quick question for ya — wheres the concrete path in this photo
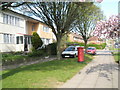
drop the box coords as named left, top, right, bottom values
left=60, top=50, right=119, bottom=88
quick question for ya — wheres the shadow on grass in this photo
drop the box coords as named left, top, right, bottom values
left=2, top=56, right=93, bottom=80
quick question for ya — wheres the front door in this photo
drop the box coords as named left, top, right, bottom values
left=24, top=36, right=28, bottom=51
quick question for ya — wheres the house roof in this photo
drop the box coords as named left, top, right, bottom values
left=2, top=9, right=46, bottom=24
left=16, top=33, right=32, bottom=36
left=88, top=36, right=99, bottom=41
left=69, top=32, right=83, bottom=39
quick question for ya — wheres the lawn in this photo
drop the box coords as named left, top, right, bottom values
left=109, top=47, right=120, bottom=63
left=2, top=54, right=93, bottom=88
left=113, top=52, right=120, bottom=62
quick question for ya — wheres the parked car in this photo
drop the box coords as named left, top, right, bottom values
left=86, top=47, right=96, bottom=55
left=61, top=46, right=80, bottom=58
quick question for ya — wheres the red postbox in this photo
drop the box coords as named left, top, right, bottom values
left=77, top=47, right=84, bottom=62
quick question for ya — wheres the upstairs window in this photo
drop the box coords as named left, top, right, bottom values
left=32, top=25, right=35, bottom=31
left=3, top=13, right=21, bottom=27
left=43, top=26, right=49, bottom=33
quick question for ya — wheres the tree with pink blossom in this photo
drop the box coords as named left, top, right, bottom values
left=93, top=15, right=120, bottom=39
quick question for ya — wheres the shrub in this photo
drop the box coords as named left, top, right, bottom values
left=28, top=49, right=45, bottom=57
left=101, top=43, right=106, bottom=49
left=66, top=42, right=106, bottom=49
left=31, top=32, right=43, bottom=50
left=2, top=53, right=28, bottom=65
left=46, top=43, right=57, bottom=55
left=87, top=43, right=106, bottom=49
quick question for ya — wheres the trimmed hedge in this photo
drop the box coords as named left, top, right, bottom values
left=2, top=53, right=28, bottom=65
left=2, top=43, right=57, bottom=65
left=28, top=49, right=46, bottom=57
left=67, top=42, right=106, bottom=49
left=87, top=43, right=106, bottom=49
left=28, top=43, right=57, bottom=57
left=46, top=43, right=57, bottom=55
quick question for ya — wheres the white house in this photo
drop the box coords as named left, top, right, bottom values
left=0, top=9, right=54, bottom=52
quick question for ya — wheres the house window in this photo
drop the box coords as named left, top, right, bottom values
left=32, top=25, right=35, bottom=31
left=41, top=38, right=50, bottom=45
left=16, top=36, right=23, bottom=44
left=3, top=14, right=8, bottom=24
left=16, top=37, right=19, bottom=44
left=3, top=34, right=15, bottom=44
left=46, top=39, right=50, bottom=45
left=3, top=34, right=7, bottom=43
left=28, top=37, right=31, bottom=44
left=3, top=13, right=20, bottom=27
left=41, top=38, right=45, bottom=44
left=43, top=26, right=49, bottom=32
left=11, top=16, right=14, bottom=25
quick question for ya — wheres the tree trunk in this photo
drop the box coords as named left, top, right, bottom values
left=56, top=36, right=62, bottom=60
left=84, top=40, right=88, bottom=53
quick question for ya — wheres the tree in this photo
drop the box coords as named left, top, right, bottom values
left=0, top=2, right=104, bottom=59
left=31, top=32, right=43, bottom=50
left=75, top=3, right=103, bottom=51
left=1, top=2, right=80, bottom=59
left=0, top=2, right=26, bottom=9
left=23, top=2, right=80, bottom=59
left=93, top=15, right=120, bottom=39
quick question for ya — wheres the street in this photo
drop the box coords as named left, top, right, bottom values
left=60, top=50, right=119, bottom=88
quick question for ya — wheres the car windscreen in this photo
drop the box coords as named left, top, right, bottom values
left=87, top=48, right=95, bottom=50
left=65, top=47, right=75, bottom=51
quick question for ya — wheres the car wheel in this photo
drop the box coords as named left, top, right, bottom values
left=62, top=55, right=65, bottom=58
left=93, top=53, right=96, bottom=55
left=73, top=54, right=76, bottom=58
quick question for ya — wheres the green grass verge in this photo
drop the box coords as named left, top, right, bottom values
left=67, top=42, right=106, bottom=49
left=2, top=53, right=28, bottom=61
left=109, top=47, right=120, bottom=62
left=113, top=52, right=120, bottom=62
left=2, top=54, right=93, bottom=88
left=0, top=52, right=2, bottom=89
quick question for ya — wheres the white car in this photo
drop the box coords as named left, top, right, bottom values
left=61, top=46, right=80, bottom=58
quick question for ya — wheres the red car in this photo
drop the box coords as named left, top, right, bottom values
left=86, top=47, right=96, bottom=55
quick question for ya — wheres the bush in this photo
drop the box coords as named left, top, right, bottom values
left=87, top=43, right=106, bottom=49
left=28, top=43, right=57, bottom=57
left=66, top=42, right=85, bottom=47
left=2, top=53, right=28, bottom=65
left=28, top=49, right=46, bottom=57
left=66, top=42, right=106, bottom=49
left=31, top=32, right=43, bottom=50
left=46, top=43, right=57, bottom=55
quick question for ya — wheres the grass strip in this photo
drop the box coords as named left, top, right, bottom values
left=2, top=54, right=93, bottom=88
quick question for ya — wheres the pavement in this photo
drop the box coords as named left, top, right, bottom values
left=59, top=49, right=119, bottom=88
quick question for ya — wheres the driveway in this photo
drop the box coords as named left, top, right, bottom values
left=60, top=50, right=119, bottom=88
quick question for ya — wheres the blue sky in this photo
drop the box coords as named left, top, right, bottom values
left=99, top=0, right=119, bottom=19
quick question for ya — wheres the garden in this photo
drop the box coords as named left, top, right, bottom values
left=2, top=41, right=106, bottom=66
left=2, top=54, right=93, bottom=88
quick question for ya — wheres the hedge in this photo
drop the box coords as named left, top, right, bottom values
left=67, top=42, right=106, bottom=49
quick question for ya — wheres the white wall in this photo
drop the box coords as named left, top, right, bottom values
left=0, top=44, right=16, bottom=52
left=0, top=12, right=26, bottom=34
left=16, top=44, right=24, bottom=52
left=0, top=11, right=27, bottom=52
left=0, top=33, right=3, bottom=43
left=0, top=11, right=3, bottom=23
